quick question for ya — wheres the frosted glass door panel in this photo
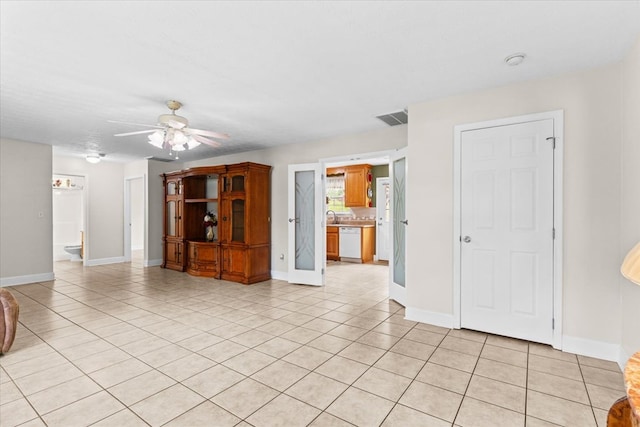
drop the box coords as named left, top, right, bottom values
left=393, top=157, right=406, bottom=287
left=389, top=147, right=408, bottom=306
left=287, top=163, right=324, bottom=286
left=295, top=170, right=315, bottom=271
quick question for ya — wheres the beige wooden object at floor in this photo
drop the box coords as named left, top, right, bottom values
left=0, top=288, right=19, bottom=354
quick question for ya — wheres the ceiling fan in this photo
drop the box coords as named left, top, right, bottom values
left=110, top=100, right=229, bottom=152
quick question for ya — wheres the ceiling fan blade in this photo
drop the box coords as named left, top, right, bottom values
left=114, top=129, right=157, bottom=137
left=166, top=120, right=187, bottom=129
left=108, top=120, right=162, bottom=129
left=187, top=128, right=230, bottom=139
left=192, top=134, right=221, bottom=147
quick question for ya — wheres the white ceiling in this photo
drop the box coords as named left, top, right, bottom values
left=1, top=1, right=639, bottom=163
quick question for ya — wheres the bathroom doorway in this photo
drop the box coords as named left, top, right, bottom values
left=52, top=174, right=86, bottom=263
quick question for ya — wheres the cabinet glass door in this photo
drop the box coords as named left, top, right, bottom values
left=231, top=175, right=245, bottom=192
left=231, top=199, right=245, bottom=242
left=224, top=174, right=245, bottom=192
left=167, top=201, right=176, bottom=236
left=167, top=180, right=181, bottom=196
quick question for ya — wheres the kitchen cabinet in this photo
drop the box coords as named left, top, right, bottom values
left=326, top=226, right=339, bottom=260
left=327, top=164, right=372, bottom=208
left=360, top=226, right=375, bottom=263
left=162, top=162, right=271, bottom=284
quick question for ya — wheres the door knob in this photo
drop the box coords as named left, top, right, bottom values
left=288, top=218, right=300, bottom=223
left=400, top=219, right=409, bottom=225
left=463, top=236, right=472, bottom=243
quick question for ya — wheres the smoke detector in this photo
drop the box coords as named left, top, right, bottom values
left=505, top=53, right=526, bottom=66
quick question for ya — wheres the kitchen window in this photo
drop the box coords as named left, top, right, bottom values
left=326, top=175, right=350, bottom=213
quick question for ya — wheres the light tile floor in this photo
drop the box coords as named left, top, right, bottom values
left=0, top=257, right=626, bottom=427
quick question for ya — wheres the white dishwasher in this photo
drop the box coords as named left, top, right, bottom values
left=339, top=227, right=361, bottom=260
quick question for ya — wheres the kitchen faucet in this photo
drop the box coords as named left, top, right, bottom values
left=326, top=210, right=337, bottom=224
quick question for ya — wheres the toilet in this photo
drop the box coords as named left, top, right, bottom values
left=63, top=245, right=82, bottom=261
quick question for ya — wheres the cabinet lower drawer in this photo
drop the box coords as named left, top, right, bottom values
left=186, top=241, right=220, bottom=277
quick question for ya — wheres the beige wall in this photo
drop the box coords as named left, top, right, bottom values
left=620, top=37, right=640, bottom=361
left=407, top=63, right=626, bottom=352
left=0, top=139, right=53, bottom=284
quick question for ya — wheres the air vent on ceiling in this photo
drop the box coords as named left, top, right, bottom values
left=146, top=156, right=174, bottom=162
left=376, top=110, right=408, bottom=126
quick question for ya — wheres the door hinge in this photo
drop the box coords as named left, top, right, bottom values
left=546, top=136, right=556, bottom=149
left=552, top=318, right=555, bottom=330
left=321, top=268, right=325, bottom=275
left=552, top=228, right=556, bottom=239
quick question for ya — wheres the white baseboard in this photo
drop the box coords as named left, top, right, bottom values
left=618, top=347, right=632, bottom=372
left=562, top=334, right=621, bottom=365
left=271, top=270, right=288, bottom=281
left=85, top=256, right=126, bottom=267
left=405, top=306, right=455, bottom=329
left=1, top=272, right=55, bottom=287
left=145, top=259, right=163, bottom=267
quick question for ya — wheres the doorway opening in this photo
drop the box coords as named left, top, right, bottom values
left=52, top=173, right=87, bottom=265
left=322, top=151, right=393, bottom=276
left=124, top=175, right=146, bottom=265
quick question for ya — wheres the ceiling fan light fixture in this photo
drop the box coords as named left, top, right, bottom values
left=148, top=130, right=164, bottom=148
left=186, top=137, right=201, bottom=149
left=171, top=130, right=188, bottom=145
left=86, top=154, right=102, bottom=164
left=114, top=99, right=228, bottom=152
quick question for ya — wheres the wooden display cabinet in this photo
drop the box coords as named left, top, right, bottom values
left=162, top=162, right=271, bottom=284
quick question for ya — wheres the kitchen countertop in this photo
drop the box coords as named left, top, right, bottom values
left=327, top=223, right=375, bottom=228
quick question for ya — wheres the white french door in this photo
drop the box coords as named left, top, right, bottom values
left=389, top=147, right=408, bottom=306
left=287, top=163, right=324, bottom=286
left=460, top=119, right=555, bottom=344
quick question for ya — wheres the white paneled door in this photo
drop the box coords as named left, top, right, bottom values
left=288, top=163, right=324, bottom=286
left=460, top=119, right=555, bottom=344
left=376, top=177, right=390, bottom=262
